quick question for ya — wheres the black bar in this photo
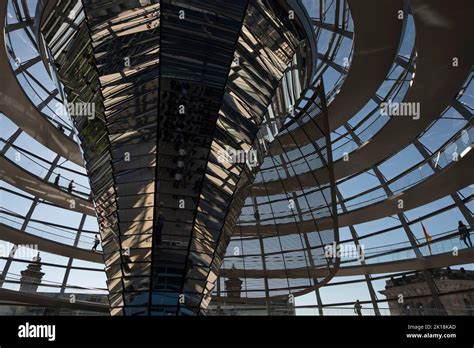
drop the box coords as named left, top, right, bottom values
left=0, top=316, right=472, bottom=346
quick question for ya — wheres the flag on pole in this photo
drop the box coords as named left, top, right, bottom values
left=421, top=221, right=432, bottom=255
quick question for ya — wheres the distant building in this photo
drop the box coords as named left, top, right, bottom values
left=208, top=266, right=296, bottom=316
left=0, top=255, right=108, bottom=316
left=19, top=253, right=44, bottom=293
left=380, top=268, right=474, bottom=316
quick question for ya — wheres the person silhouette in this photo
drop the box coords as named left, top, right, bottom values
left=67, top=180, right=75, bottom=193
left=354, top=299, right=362, bottom=316
left=92, top=234, right=100, bottom=251
left=459, top=221, right=472, bottom=248
left=54, top=174, right=60, bottom=186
